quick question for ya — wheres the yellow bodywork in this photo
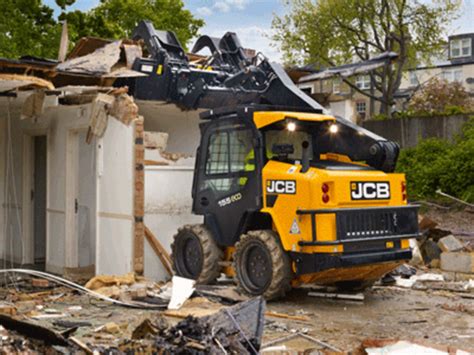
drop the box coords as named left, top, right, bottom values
left=253, top=111, right=335, bottom=129
left=224, top=111, right=411, bottom=286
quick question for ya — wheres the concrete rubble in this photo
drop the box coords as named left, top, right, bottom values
left=0, top=258, right=473, bottom=354
left=0, top=209, right=472, bottom=353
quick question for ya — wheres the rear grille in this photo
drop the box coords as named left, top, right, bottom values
left=336, top=207, right=418, bottom=241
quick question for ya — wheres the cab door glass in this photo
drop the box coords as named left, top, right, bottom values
left=202, top=128, right=255, bottom=197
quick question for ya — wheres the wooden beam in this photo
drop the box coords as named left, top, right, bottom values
left=133, top=116, right=145, bottom=275
left=144, top=225, right=173, bottom=276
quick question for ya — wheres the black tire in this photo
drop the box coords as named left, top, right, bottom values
left=234, top=230, right=292, bottom=300
left=171, top=224, right=223, bottom=284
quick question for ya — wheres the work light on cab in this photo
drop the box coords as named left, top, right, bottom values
left=287, top=122, right=296, bottom=132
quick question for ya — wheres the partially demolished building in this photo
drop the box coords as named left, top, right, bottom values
left=0, top=38, right=202, bottom=280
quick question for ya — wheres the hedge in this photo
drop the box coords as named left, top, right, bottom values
left=396, top=117, right=474, bottom=203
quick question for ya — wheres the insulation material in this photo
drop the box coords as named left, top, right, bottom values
left=109, top=93, right=139, bottom=125
left=0, top=74, right=54, bottom=92
left=21, top=91, right=46, bottom=122
left=144, top=131, right=169, bottom=150
left=88, top=93, right=114, bottom=138
left=123, top=44, right=143, bottom=69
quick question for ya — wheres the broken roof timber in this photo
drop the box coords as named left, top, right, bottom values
left=298, top=52, right=398, bottom=83
left=0, top=74, right=54, bottom=93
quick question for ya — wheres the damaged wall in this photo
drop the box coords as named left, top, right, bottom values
left=137, top=102, right=202, bottom=155
left=144, top=165, right=202, bottom=281
left=138, top=103, right=203, bottom=281
left=0, top=93, right=137, bottom=275
left=96, top=117, right=135, bottom=275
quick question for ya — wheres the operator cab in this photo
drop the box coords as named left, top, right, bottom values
left=262, top=118, right=373, bottom=171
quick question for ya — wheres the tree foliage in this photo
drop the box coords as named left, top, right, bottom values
left=0, top=0, right=204, bottom=59
left=272, top=0, right=461, bottom=117
left=0, top=0, right=61, bottom=58
left=408, top=78, right=473, bottom=115
left=61, top=0, right=204, bottom=50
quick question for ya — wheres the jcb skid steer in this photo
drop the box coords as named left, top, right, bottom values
left=123, top=21, right=420, bottom=299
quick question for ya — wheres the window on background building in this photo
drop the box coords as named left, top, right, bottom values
left=356, top=101, right=367, bottom=119
left=333, top=77, right=342, bottom=93
left=409, top=71, right=419, bottom=87
left=442, top=68, right=463, bottom=83
left=355, top=75, right=370, bottom=90
left=300, top=87, right=312, bottom=96
left=450, top=38, right=472, bottom=58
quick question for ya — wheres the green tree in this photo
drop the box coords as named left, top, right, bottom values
left=408, top=77, right=473, bottom=115
left=62, top=0, right=204, bottom=50
left=272, top=0, right=460, bottom=117
left=0, top=0, right=61, bottom=59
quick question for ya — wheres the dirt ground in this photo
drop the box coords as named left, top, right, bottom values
left=422, top=207, right=473, bottom=236
left=1, top=207, right=472, bottom=353
left=264, top=284, right=474, bottom=352
left=1, top=273, right=472, bottom=353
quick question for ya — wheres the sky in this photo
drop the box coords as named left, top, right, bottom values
left=44, top=0, right=474, bottom=62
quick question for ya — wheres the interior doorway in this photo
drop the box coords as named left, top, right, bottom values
left=66, top=129, right=97, bottom=269
left=33, top=136, right=47, bottom=268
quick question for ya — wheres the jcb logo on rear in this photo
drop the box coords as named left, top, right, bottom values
left=351, top=181, right=390, bottom=200
left=266, top=180, right=296, bottom=194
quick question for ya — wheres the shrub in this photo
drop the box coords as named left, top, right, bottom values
left=396, top=118, right=474, bottom=202
left=408, top=78, right=473, bottom=116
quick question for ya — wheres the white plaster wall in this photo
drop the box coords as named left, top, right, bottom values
left=0, top=96, right=93, bottom=270
left=137, top=102, right=202, bottom=155
left=96, top=117, right=135, bottom=275
left=144, top=165, right=202, bottom=281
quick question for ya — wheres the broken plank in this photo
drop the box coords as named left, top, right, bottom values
left=144, top=225, right=173, bottom=275
left=265, top=311, right=310, bottom=322
left=0, top=314, right=70, bottom=346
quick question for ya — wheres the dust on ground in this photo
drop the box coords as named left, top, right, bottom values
left=265, top=285, right=474, bottom=351
left=422, top=207, right=473, bottom=235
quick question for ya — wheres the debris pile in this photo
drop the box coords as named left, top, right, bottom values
left=416, top=215, right=473, bottom=275
left=115, top=297, right=265, bottom=354
left=0, top=270, right=265, bottom=353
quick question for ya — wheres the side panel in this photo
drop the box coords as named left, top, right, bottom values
left=260, top=160, right=329, bottom=252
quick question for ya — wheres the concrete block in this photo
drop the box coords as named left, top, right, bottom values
left=441, top=252, right=474, bottom=273
left=420, top=240, right=441, bottom=263
left=437, top=235, right=464, bottom=252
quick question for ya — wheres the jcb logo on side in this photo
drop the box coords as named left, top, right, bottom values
left=266, top=180, right=296, bottom=194
left=351, top=181, right=390, bottom=200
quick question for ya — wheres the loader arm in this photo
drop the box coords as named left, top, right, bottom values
left=120, top=20, right=399, bottom=172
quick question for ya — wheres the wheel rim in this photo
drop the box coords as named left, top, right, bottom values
left=240, top=240, right=272, bottom=294
left=175, top=232, right=203, bottom=279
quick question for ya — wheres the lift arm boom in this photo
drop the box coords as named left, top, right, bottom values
left=121, top=21, right=399, bottom=172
